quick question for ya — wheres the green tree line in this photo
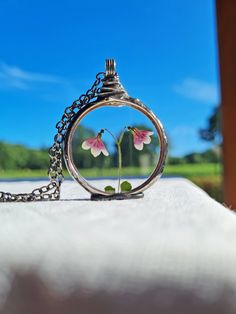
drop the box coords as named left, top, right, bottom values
left=0, top=124, right=157, bottom=170
left=0, top=120, right=220, bottom=171
left=0, top=142, right=49, bottom=170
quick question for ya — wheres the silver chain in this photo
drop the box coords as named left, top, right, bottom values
left=0, top=72, right=105, bottom=202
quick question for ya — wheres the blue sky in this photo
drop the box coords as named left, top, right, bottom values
left=0, top=0, right=220, bottom=156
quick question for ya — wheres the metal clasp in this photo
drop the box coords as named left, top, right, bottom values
left=105, top=59, right=116, bottom=77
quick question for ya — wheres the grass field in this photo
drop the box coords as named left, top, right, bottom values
left=0, top=163, right=223, bottom=202
left=0, top=163, right=222, bottom=179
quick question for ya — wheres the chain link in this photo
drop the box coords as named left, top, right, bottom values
left=0, top=72, right=105, bottom=202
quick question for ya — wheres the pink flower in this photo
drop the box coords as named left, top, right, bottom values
left=128, top=127, right=154, bottom=151
left=82, top=130, right=109, bottom=157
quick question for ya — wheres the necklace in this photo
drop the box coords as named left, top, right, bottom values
left=0, top=59, right=168, bottom=202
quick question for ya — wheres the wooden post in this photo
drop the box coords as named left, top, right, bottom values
left=216, top=0, right=236, bottom=209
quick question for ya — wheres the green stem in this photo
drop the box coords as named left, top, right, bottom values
left=117, top=128, right=127, bottom=193
left=104, top=127, right=126, bottom=193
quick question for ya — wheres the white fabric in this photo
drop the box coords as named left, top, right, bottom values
left=0, top=178, right=235, bottom=313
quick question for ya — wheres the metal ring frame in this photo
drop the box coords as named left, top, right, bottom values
left=64, top=98, right=168, bottom=196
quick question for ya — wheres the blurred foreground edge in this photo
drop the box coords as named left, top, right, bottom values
left=216, top=0, right=236, bottom=209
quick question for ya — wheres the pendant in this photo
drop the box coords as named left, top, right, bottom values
left=64, top=59, right=168, bottom=200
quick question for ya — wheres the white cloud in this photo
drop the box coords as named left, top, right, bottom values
left=174, top=78, right=219, bottom=103
left=0, top=62, right=64, bottom=90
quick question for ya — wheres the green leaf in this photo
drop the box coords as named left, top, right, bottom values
left=104, top=185, right=116, bottom=193
left=121, top=181, right=132, bottom=192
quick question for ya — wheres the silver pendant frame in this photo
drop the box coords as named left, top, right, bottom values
left=64, top=60, right=168, bottom=198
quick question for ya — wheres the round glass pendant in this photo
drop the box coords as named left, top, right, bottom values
left=64, top=60, right=168, bottom=200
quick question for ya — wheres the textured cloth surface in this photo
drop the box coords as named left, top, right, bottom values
left=0, top=178, right=235, bottom=314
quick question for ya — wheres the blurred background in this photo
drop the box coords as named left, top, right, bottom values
left=0, top=0, right=222, bottom=201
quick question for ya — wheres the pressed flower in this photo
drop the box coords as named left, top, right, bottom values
left=82, top=130, right=109, bottom=157
left=128, top=127, right=153, bottom=151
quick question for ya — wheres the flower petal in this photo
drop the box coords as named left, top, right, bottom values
left=82, top=141, right=90, bottom=150
left=91, top=146, right=102, bottom=157
left=82, top=134, right=109, bottom=157
left=82, top=138, right=96, bottom=150
left=143, top=136, right=151, bottom=144
left=131, top=128, right=153, bottom=150
left=95, top=138, right=105, bottom=149
left=134, top=135, right=146, bottom=146
left=134, top=142, right=144, bottom=151
left=102, top=147, right=109, bottom=156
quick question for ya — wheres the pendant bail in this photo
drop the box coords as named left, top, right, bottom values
left=96, top=59, right=127, bottom=100
left=105, top=59, right=116, bottom=77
